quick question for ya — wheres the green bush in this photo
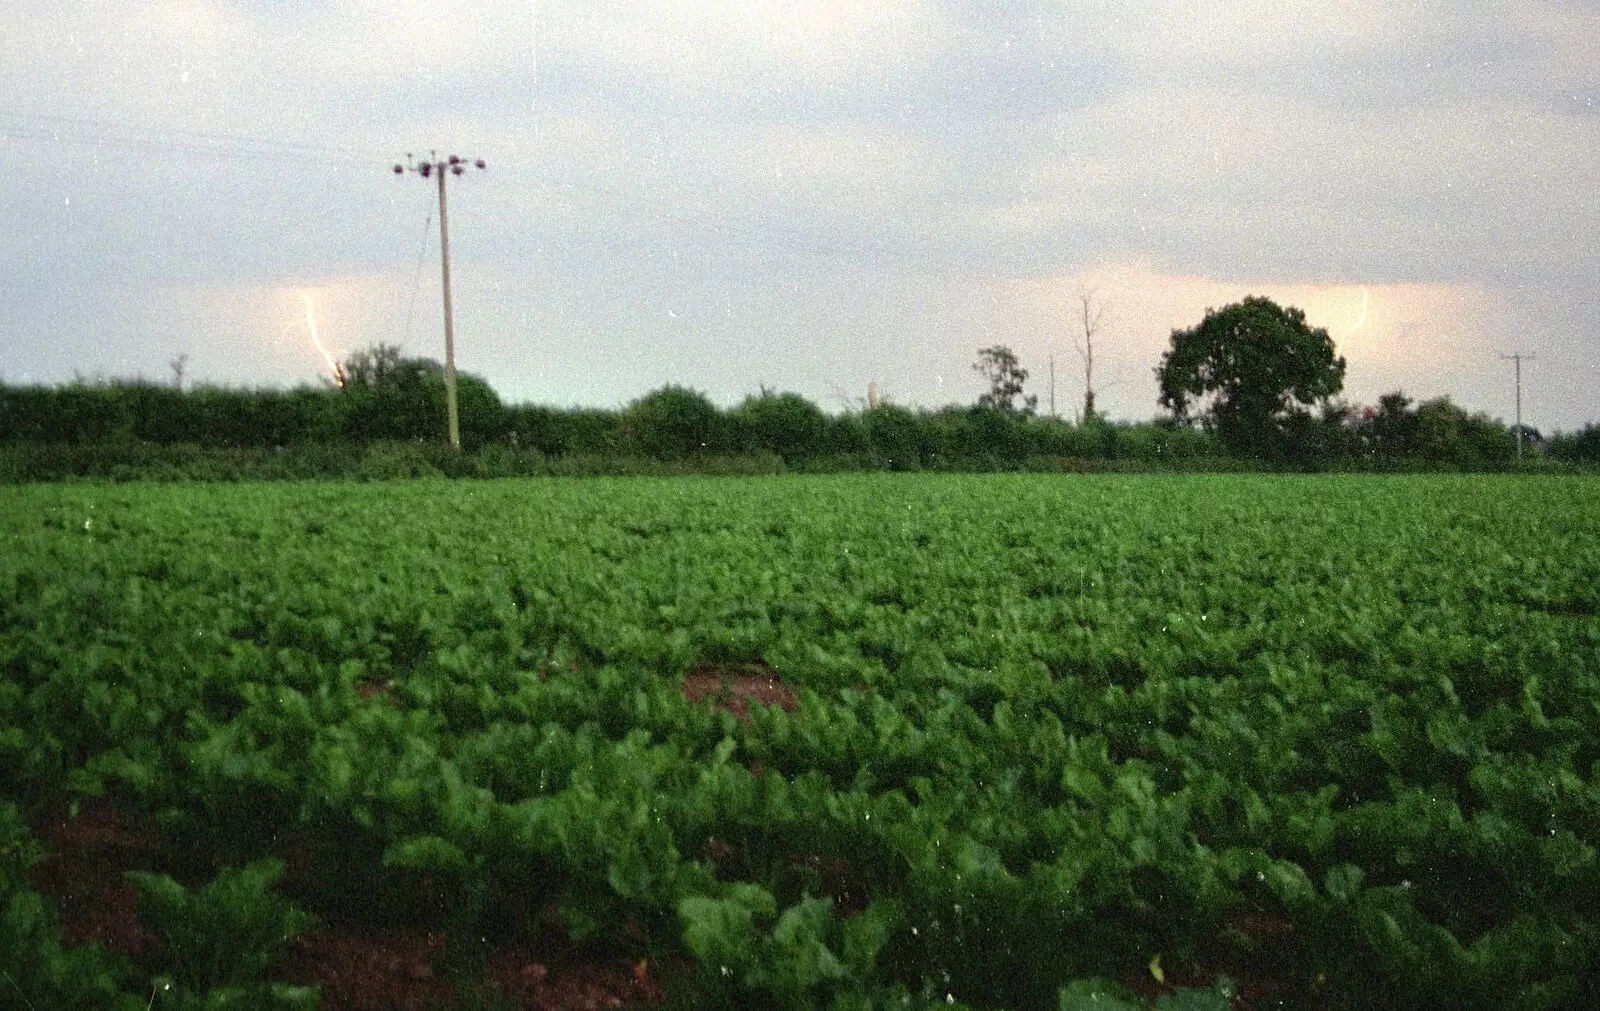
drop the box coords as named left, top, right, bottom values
left=623, top=385, right=725, bottom=459
left=1414, top=397, right=1515, bottom=468
left=1546, top=424, right=1600, bottom=465
left=731, top=390, right=828, bottom=462
left=5, top=374, right=1574, bottom=479
left=862, top=405, right=927, bottom=470
left=503, top=403, right=625, bottom=456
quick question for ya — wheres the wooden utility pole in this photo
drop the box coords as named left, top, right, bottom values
left=1500, top=351, right=1535, bottom=460
left=394, top=151, right=486, bottom=450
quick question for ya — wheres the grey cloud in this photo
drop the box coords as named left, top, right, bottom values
left=2, top=0, right=1596, bottom=430
left=1555, top=87, right=1599, bottom=115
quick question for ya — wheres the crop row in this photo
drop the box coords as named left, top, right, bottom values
left=2, top=474, right=1598, bottom=1008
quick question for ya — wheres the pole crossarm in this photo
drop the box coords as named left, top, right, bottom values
left=394, top=151, right=487, bottom=451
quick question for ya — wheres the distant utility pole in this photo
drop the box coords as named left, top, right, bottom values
left=1500, top=351, right=1535, bottom=460
left=394, top=151, right=486, bottom=451
left=1048, top=353, right=1056, bottom=417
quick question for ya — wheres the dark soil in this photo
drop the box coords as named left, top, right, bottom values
left=27, top=799, right=666, bottom=1010
left=680, top=661, right=798, bottom=719
left=28, top=799, right=160, bottom=958
left=352, top=678, right=399, bottom=703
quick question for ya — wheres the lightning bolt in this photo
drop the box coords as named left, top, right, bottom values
left=300, top=292, right=346, bottom=387
left=1344, top=286, right=1370, bottom=338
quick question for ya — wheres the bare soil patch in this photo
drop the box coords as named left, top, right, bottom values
left=680, top=661, right=798, bottom=719
left=27, top=799, right=159, bottom=957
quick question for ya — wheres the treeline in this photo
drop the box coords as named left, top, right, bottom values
left=1, top=370, right=1596, bottom=483
left=0, top=379, right=1228, bottom=482
left=0, top=366, right=504, bottom=449
left=1229, top=391, right=1600, bottom=470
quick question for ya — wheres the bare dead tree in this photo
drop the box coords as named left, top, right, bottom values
left=169, top=353, right=188, bottom=391
left=826, top=382, right=867, bottom=413
left=1076, top=289, right=1106, bottom=420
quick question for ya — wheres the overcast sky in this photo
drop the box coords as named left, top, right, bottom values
left=2, top=1, right=1596, bottom=430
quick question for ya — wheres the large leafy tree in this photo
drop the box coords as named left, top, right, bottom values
left=1156, top=296, right=1345, bottom=458
left=972, top=345, right=1037, bottom=416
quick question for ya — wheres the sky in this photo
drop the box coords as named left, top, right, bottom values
left=2, top=1, right=1596, bottom=431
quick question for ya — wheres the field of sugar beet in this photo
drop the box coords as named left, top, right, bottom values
left=3, top=473, right=1598, bottom=1009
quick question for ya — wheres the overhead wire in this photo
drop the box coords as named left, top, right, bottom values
left=402, top=186, right=436, bottom=351
left=1, top=105, right=1013, bottom=284
left=0, top=109, right=386, bottom=166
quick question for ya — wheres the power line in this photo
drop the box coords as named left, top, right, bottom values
left=3, top=106, right=1009, bottom=283
left=402, top=189, right=436, bottom=350
left=0, top=108, right=387, bottom=165
left=4, top=104, right=1041, bottom=308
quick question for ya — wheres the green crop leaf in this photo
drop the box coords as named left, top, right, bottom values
left=1323, top=863, right=1365, bottom=903
left=770, top=897, right=848, bottom=988
left=126, top=859, right=315, bottom=993
left=839, top=900, right=901, bottom=975
left=1262, top=859, right=1316, bottom=908
left=1057, top=978, right=1143, bottom=1010
left=679, top=883, right=777, bottom=969
left=144, top=977, right=319, bottom=1010
left=1154, top=976, right=1236, bottom=1011
left=381, top=834, right=469, bottom=873
left=1058, top=976, right=1236, bottom=1011
left=8, top=473, right=1600, bottom=1008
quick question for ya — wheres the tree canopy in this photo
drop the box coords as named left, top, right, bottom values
left=336, top=343, right=502, bottom=447
left=733, top=388, right=827, bottom=462
left=623, top=385, right=722, bottom=459
left=1156, top=296, right=1345, bottom=458
left=972, top=345, right=1037, bottom=416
